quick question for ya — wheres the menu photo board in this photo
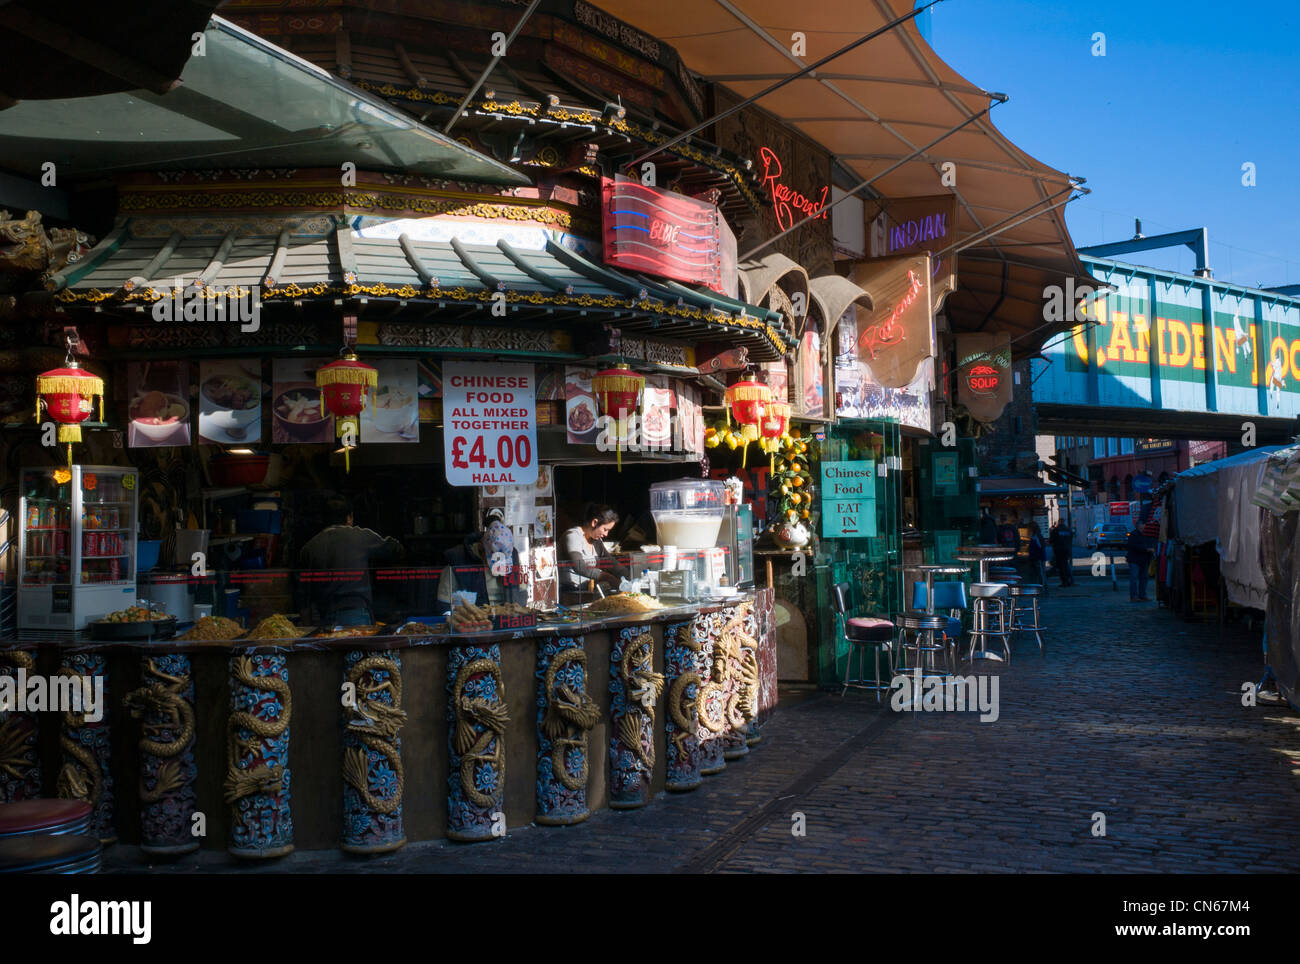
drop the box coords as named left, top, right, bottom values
left=271, top=358, right=334, bottom=444
left=126, top=361, right=191, bottom=448
left=198, top=359, right=262, bottom=445
left=443, top=361, right=538, bottom=486
left=820, top=460, right=877, bottom=538
left=361, top=360, right=419, bottom=443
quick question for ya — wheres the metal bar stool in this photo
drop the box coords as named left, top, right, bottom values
left=966, top=583, right=1012, bottom=662
left=831, top=582, right=896, bottom=700
left=1008, top=583, right=1045, bottom=653
left=0, top=834, right=102, bottom=874
left=988, top=567, right=1021, bottom=631
left=0, top=800, right=93, bottom=839
left=896, top=611, right=955, bottom=678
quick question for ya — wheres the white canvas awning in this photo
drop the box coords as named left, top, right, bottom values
left=595, top=0, right=1093, bottom=356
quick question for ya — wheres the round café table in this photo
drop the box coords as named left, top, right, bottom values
left=955, top=547, right=1016, bottom=661
left=955, top=547, right=1016, bottom=583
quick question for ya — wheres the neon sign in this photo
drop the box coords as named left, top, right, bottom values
left=965, top=364, right=1000, bottom=395
left=601, top=176, right=724, bottom=290
left=759, top=146, right=829, bottom=232
left=858, top=270, right=923, bottom=359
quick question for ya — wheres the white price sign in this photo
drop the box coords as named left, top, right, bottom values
left=443, top=361, right=538, bottom=486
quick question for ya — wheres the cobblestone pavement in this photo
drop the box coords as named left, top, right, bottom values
left=105, top=576, right=1300, bottom=873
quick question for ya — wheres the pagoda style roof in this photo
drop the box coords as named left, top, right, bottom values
left=49, top=213, right=792, bottom=359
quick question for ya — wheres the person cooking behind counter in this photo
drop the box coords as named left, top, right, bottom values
left=437, top=515, right=527, bottom=613
left=298, top=495, right=403, bottom=626
left=561, top=503, right=628, bottom=604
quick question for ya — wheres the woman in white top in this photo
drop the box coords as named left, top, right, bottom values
left=561, top=503, right=627, bottom=602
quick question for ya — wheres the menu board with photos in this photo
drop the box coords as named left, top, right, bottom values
left=271, top=358, right=334, bottom=444
left=127, top=361, right=191, bottom=448
left=198, top=359, right=262, bottom=445
left=361, top=359, right=420, bottom=443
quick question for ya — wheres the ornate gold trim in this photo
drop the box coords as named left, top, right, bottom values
left=352, top=79, right=762, bottom=210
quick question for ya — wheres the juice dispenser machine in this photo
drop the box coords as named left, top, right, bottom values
left=649, top=478, right=726, bottom=597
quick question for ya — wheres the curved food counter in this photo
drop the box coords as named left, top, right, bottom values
left=0, top=593, right=776, bottom=858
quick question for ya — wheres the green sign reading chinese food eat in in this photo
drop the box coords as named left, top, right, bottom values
left=820, top=460, right=877, bottom=537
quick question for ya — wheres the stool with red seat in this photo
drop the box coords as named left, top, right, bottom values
left=831, top=582, right=896, bottom=700
left=0, top=833, right=102, bottom=874
left=0, top=800, right=93, bottom=839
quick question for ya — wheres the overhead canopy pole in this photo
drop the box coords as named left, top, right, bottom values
left=623, top=0, right=947, bottom=170
left=442, top=0, right=543, bottom=135
left=738, top=96, right=1004, bottom=262
left=933, top=183, right=1088, bottom=262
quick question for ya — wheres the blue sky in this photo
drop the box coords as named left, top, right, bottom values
left=927, top=0, right=1300, bottom=288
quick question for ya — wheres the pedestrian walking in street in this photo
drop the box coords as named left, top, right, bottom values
left=1127, top=525, right=1153, bottom=601
left=1028, top=528, right=1047, bottom=587
left=998, top=515, right=1021, bottom=554
left=1051, top=520, right=1075, bottom=586
left=979, top=508, right=998, bottom=544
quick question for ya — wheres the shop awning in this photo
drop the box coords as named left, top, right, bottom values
left=49, top=215, right=792, bottom=360
left=977, top=476, right=1066, bottom=497
left=592, top=0, right=1093, bottom=357
left=0, top=16, right=528, bottom=186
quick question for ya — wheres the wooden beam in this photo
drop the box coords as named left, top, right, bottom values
left=335, top=31, right=352, bottom=80
left=394, top=43, right=428, bottom=89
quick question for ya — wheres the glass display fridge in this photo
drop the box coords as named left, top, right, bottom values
left=18, top=465, right=139, bottom=633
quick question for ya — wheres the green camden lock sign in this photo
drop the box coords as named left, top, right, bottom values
left=820, top=460, right=877, bottom=537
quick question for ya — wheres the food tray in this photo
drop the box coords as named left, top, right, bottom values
left=89, top=617, right=177, bottom=641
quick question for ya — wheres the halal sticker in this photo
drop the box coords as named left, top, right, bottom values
left=123, top=475, right=136, bottom=491
left=83, top=473, right=98, bottom=491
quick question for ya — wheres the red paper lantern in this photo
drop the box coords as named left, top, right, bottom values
left=759, top=401, right=790, bottom=472
left=592, top=363, right=644, bottom=471
left=35, top=363, right=104, bottom=466
left=725, top=379, right=771, bottom=468
left=316, top=354, right=378, bottom=472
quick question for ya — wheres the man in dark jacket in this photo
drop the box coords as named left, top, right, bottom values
left=1127, top=525, right=1153, bottom=601
left=978, top=509, right=998, bottom=545
left=1050, top=520, right=1075, bottom=586
left=299, top=496, right=403, bottom=625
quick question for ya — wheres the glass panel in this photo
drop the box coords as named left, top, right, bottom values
left=20, top=468, right=71, bottom=586
left=78, top=468, right=136, bottom=586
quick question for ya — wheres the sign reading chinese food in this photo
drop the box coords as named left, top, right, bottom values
left=601, top=176, right=729, bottom=293
left=850, top=254, right=935, bottom=389
left=955, top=332, right=1013, bottom=423
left=443, top=361, right=538, bottom=486
left=819, top=460, right=877, bottom=538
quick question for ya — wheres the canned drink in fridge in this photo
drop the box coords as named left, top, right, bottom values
left=109, top=559, right=120, bottom=582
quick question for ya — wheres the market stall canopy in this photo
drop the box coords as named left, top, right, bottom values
left=593, top=0, right=1094, bottom=357
left=0, top=17, right=528, bottom=186
left=0, top=0, right=224, bottom=103
left=48, top=215, right=791, bottom=359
